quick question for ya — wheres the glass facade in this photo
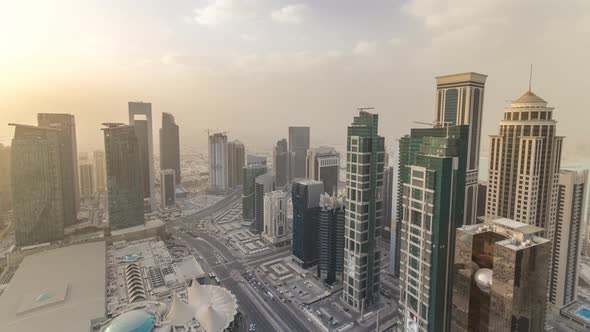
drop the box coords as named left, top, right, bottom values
left=398, top=125, right=469, bottom=332
left=159, top=113, right=181, bottom=184
left=342, top=111, right=385, bottom=311
left=242, top=165, right=267, bottom=224
left=11, top=125, right=65, bottom=245
left=103, top=124, right=145, bottom=230
left=292, top=179, right=323, bottom=267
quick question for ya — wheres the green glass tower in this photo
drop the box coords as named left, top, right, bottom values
left=10, top=124, right=65, bottom=246
left=102, top=123, right=145, bottom=230
left=242, top=164, right=267, bottom=225
left=342, top=111, right=385, bottom=311
left=398, top=125, right=468, bottom=332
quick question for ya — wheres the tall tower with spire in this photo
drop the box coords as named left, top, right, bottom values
left=485, top=88, right=563, bottom=240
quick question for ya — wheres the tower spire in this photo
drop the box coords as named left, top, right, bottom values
left=529, top=64, right=533, bottom=92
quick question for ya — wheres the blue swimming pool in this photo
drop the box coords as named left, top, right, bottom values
left=576, top=307, right=590, bottom=320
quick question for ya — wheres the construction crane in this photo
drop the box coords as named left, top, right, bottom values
left=412, top=120, right=453, bottom=128
left=357, top=107, right=375, bottom=112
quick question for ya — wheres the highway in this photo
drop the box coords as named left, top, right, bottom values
left=170, top=190, right=319, bottom=331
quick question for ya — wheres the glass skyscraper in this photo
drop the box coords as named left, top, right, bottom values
left=102, top=123, right=145, bottom=230
left=10, top=124, right=65, bottom=246
left=288, top=126, right=310, bottom=179
left=37, top=113, right=79, bottom=226
left=398, top=125, right=469, bottom=332
left=292, top=179, right=323, bottom=268
left=242, top=164, right=267, bottom=225
left=159, top=112, right=181, bottom=184
left=342, top=111, right=385, bottom=311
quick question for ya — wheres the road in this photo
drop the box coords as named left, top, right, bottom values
left=169, top=190, right=319, bottom=331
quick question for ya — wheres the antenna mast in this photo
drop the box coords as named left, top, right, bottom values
left=529, top=64, right=533, bottom=92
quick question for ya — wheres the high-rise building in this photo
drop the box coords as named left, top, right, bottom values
left=393, top=136, right=411, bottom=277
left=254, top=173, right=275, bottom=234
left=208, top=133, right=228, bottom=192
left=78, top=152, right=89, bottom=163
left=247, top=154, right=267, bottom=166
left=273, top=139, right=292, bottom=187
left=128, top=102, right=155, bottom=211
left=79, top=163, right=95, bottom=197
left=317, top=193, right=345, bottom=285
left=451, top=217, right=551, bottom=332
left=548, top=169, right=588, bottom=313
left=262, top=190, right=290, bottom=246
left=37, top=113, right=79, bottom=226
left=227, top=140, right=245, bottom=187
left=161, top=169, right=176, bottom=208
left=398, top=125, right=469, bottom=331
left=306, top=146, right=340, bottom=195
left=93, top=150, right=107, bottom=193
left=10, top=124, right=64, bottom=246
left=382, top=164, right=394, bottom=244
left=160, top=113, right=181, bottom=184
left=435, top=73, right=487, bottom=226
left=289, top=126, right=310, bottom=179
left=242, top=164, right=267, bottom=225
left=342, top=111, right=385, bottom=311
left=476, top=181, right=487, bottom=219
left=486, top=90, right=563, bottom=242
left=102, top=123, right=145, bottom=230
left=292, top=179, right=323, bottom=268
left=0, top=144, right=11, bottom=212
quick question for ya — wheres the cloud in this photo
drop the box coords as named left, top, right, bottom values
left=194, top=0, right=256, bottom=26
left=388, top=37, right=401, bottom=46
left=270, top=4, right=308, bottom=24
left=353, top=41, right=377, bottom=56
left=241, top=33, right=258, bottom=42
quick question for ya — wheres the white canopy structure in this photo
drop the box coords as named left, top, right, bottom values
left=165, top=282, right=238, bottom=332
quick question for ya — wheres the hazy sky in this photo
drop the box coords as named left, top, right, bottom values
left=1, top=0, right=589, bottom=159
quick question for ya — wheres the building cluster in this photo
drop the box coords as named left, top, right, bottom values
left=391, top=73, right=590, bottom=331
left=0, top=67, right=589, bottom=332
left=6, top=102, right=183, bottom=247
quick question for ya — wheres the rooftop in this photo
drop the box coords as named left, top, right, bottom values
left=513, top=90, right=547, bottom=104
left=0, top=242, right=106, bottom=332
left=435, top=72, right=487, bottom=85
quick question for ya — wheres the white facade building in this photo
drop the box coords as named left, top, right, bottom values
left=262, top=190, right=289, bottom=245
left=486, top=90, right=563, bottom=241
left=548, top=169, right=588, bottom=313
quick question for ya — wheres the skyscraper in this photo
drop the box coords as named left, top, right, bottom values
left=37, top=113, right=79, bottom=226
left=227, top=140, right=245, bottom=188
left=486, top=90, right=563, bottom=241
left=242, top=164, right=267, bottom=225
left=79, top=163, right=95, bottom=197
left=317, top=193, right=345, bottom=285
left=342, top=111, right=384, bottom=311
left=0, top=144, right=11, bottom=212
left=548, top=169, right=588, bottom=313
left=273, top=139, right=292, bottom=187
left=382, top=164, right=394, bottom=244
left=393, top=135, right=411, bottom=277
left=306, top=146, right=340, bottom=195
left=254, top=173, right=275, bottom=234
left=93, top=150, right=107, bottom=193
left=292, top=179, right=323, bottom=268
left=434, top=72, right=487, bottom=226
left=160, top=112, right=181, bottom=184
left=262, top=190, right=289, bottom=246
left=398, top=125, right=469, bottom=331
left=10, top=124, right=64, bottom=246
left=208, top=133, right=228, bottom=192
left=102, top=123, right=145, bottom=230
left=451, top=218, right=550, bottom=332
left=128, top=102, right=155, bottom=211
left=161, top=169, right=176, bottom=208
left=289, top=126, right=310, bottom=179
